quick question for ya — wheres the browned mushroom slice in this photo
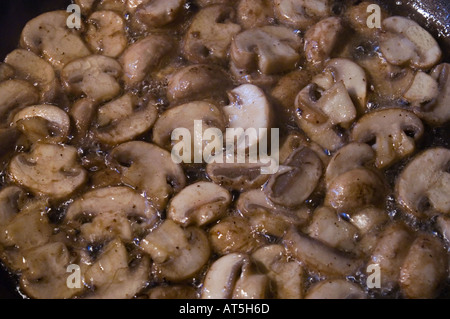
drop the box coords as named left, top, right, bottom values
left=0, top=80, right=39, bottom=123
left=140, top=220, right=210, bottom=282
left=146, top=285, right=198, bottom=299
left=120, top=34, right=174, bottom=87
left=351, top=108, right=424, bottom=169
left=0, top=186, right=25, bottom=226
left=231, top=25, right=302, bottom=75
left=274, top=0, right=330, bottom=30
left=69, top=98, right=97, bottom=145
left=305, top=279, right=366, bottom=299
left=133, top=0, right=185, bottom=28
left=264, top=146, right=322, bottom=208
left=20, top=11, right=91, bottom=71
left=109, top=141, right=186, bottom=211
left=9, top=143, right=87, bottom=200
left=183, top=4, right=241, bottom=65
left=396, top=147, right=450, bottom=217
left=237, top=0, right=274, bottom=29
left=0, top=63, right=15, bottom=82
left=61, top=55, right=122, bottom=103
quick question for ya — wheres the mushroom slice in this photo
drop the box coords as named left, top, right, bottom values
left=399, top=233, right=448, bottom=299
left=283, top=228, right=363, bottom=277
left=403, top=71, right=439, bottom=107
left=146, top=285, right=198, bottom=299
left=0, top=186, right=25, bottom=226
left=95, top=94, right=158, bottom=145
left=351, top=108, right=424, bottom=169
left=305, top=279, right=366, bottom=299
left=61, top=55, right=122, bottom=103
left=140, top=220, right=210, bottom=282
left=5, top=49, right=58, bottom=103
left=12, top=105, right=71, bottom=144
left=9, top=143, right=87, bottom=200
left=380, top=16, right=441, bottom=69
left=20, top=11, right=91, bottom=71
left=85, top=239, right=150, bottom=299
left=133, top=0, right=185, bottom=28
left=223, top=84, right=272, bottom=151
left=167, top=64, right=232, bottom=103
left=273, top=0, right=330, bottom=30
left=264, top=146, right=322, bottom=208
left=183, top=4, right=241, bottom=65
left=109, top=141, right=186, bottom=211
left=167, top=181, right=231, bottom=227
left=237, top=0, right=274, bottom=29
left=0, top=80, right=39, bottom=122
left=20, top=242, right=82, bottom=299
left=396, top=147, right=450, bottom=217
left=0, top=63, right=14, bottom=82
left=201, top=253, right=268, bottom=299
left=69, top=98, right=97, bottom=145
left=304, top=17, right=343, bottom=68
left=230, top=25, right=302, bottom=75
left=120, top=34, right=174, bottom=87
left=152, top=101, right=225, bottom=157
left=252, top=244, right=304, bottom=299
left=86, top=10, right=128, bottom=58
left=65, top=186, right=157, bottom=242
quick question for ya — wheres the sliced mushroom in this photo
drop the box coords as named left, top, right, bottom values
left=230, top=25, right=302, bottom=75
left=264, top=146, right=322, bottom=208
left=396, top=147, right=450, bottom=217
left=399, top=233, right=448, bottom=299
left=167, top=181, right=231, bottom=227
left=351, top=108, right=424, bottom=169
left=273, top=0, right=330, bottom=30
left=379, top=16, right=441, bottom=70
left=0, top=80, right=39, bottom=123
left=403, top=71, right=439, bottom=107
left=0, top=63, right=14, bottom=82
left=167, top=64, right=232, bottom=104
left=304, top=17, right=344, bottom=68
left=146, top=285, right=198, bottom=299
left=0, top=186, right=25, bottom=226
left=209, top=215, right=265, bottom=255
left=201, top=253, right=268, bottom=299
left=109, top=141, right=186, bottom=211
left=345, top=1, right=387, bottom=36
left=237, top=189, right=310, bottom=237
left=69, top=98, right=97, bottom=145
left=12, top=105, right=71, bottom=144
left=305, top=279, right=366, bottom=299
left=183, top=5, right=241, bottom=65
left=237, top=0, right=274, bottom=29
left=223, top=84, right=272, bottom=151
left=85, top=10, right=128, bottom=58
left=85, top=239, right=150, bottom=299
left=120, top=34, right=174, bottom=87
left=5, top=49, right=58, bottom=103
left=252, top=244, right=304, bottom=299
left=65, top=186, right=158, bottom=242
left=61, top=55, right=122, bottom=103
left=283, top=227, right=363, bottom=277
left=20, top=11, right=91, bottom=71
left=132, top=0, right=185, bottom=28
left=74, top=0, right=96, bottom=14
left=140, top=220, right=210, bottom=282
left=95, top=94, right=158, bottom=145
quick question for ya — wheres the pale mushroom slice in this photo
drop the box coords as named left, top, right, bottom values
left=396, top=147, right=450, bottom=217
left=351, top=108, right=424, bottom=169
left=20, top=11, right=91, bottom=71
left=0, top=63, right=14, bottom=82
left=120, top=34, right=174, bottom=87
left=84, top=239, right=150, bottom=299
left=305, top=279, right=366, bottom=299
left=85, top=10, right=128, bottom=58
left=273, top=0, right=330, bottom=30
left=230, top=25, right=302, bottom=75
left=167, top=181, right=231, bottom=227
left=379, top=16, right=442, bottom=70
left=201, top=253, right=268, bottom=299
left=4, top=49, right=59, bottom=103
left=167, top=64, right=232, bottom=104
left=183, top=4, right=241, bottom=65
left=399, top=233, right=448, bottom=299
left=69, top=98, right=97, bottom=145
left=65, top=186, right=158, bottom=243
left=0, top=80, right=39, bottom=123
left=222, top=84, right=272, bottom=152
left=12, top=105, right=71, bottom=144
left=94, top=94, right=158, bottom=145
left=9, top=143, right=87, bottom=200
left=252, top=244, right=304, bottom=299
left=264, top=146, right=323, bottom=208
left=403, top=71, right=439, bottom=108
left=140, top=220, right=210, bottom=282
left=0, top=186, right=25, bottom=226
left=132, top=0, right=185, bottom=28
left=237, top=0, right=274, bottom=29
left=109, top=141, right=186, bottom=211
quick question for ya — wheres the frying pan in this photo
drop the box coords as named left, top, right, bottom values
left=0, top=0, right=448, bottom=299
